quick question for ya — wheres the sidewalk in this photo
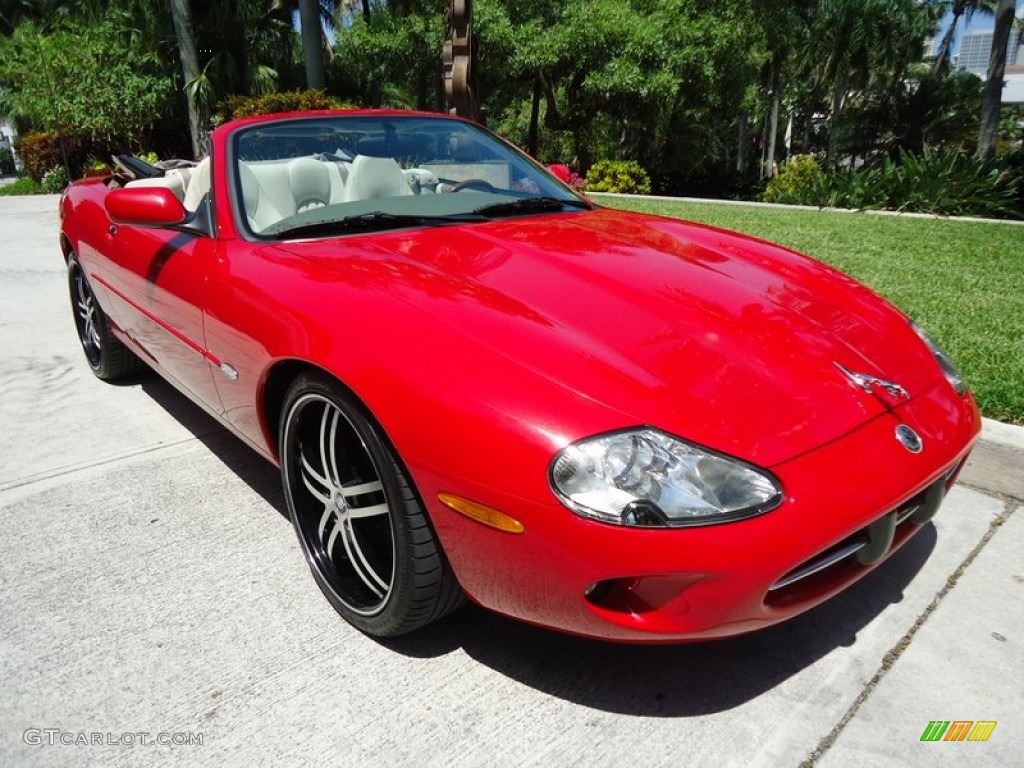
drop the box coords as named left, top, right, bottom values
left=815, top=418, right=1023, bottom=766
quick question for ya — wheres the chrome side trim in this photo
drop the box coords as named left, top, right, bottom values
left=895, top=502, right=922, bottom=524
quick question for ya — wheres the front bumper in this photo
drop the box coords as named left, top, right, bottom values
left=425, top=383, right=980, bottom=642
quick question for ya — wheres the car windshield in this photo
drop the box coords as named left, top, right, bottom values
left=231, top=114, right=591, bottom=239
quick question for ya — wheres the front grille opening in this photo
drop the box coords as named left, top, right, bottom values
left=765, top=479, right=945, bottom=607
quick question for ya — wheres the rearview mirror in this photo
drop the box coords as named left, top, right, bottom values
left=105, top=187, right=188, bottom=228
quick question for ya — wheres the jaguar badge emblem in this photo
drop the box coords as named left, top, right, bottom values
left=895, top=424, right=923, bottom=453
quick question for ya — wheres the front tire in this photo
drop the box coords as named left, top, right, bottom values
left=67, top=255, right=142, bottom=380
left=280, top=373, right=462, bottom=637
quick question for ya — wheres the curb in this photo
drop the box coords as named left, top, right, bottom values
left=588, top=192, right=1024, bottom=226
left=982, top=417, right=1024, bottom=451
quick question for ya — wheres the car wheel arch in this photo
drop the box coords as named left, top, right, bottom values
left=59, top=234, right=74, bottom=263
left=260, top=359, right=376, bottom=464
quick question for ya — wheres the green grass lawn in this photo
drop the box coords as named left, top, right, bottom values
left=596, top=195, right=1024, bottom=424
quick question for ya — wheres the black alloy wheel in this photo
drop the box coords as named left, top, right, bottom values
left=280, top=373, right=462, bottom=637
left=67, top=254, right=141, bottom=380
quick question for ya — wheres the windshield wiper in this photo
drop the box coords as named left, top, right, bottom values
left=472, top=196, right=593, bottom=217
left=269, top=211, right=485, bottom=239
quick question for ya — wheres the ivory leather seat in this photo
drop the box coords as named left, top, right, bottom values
left=343, top=156, right=411, bottom=202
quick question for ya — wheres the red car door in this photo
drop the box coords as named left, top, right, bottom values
left=100, top=222, right=225, bottom=413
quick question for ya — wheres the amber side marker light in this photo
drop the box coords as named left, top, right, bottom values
left=438, top=493, right=525, bottom=534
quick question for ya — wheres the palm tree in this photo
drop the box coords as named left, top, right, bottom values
left=298, top=0, right=325, bottom=89
left=272, top=1, right=345, bottom=90
left=801, top=0, right=935, bottom=164
left=932, top=0, right=997, bottom=72
left=169, top=0, right=205, bottom=158
left=806, top=0, right=887, bottom=164
left=757, top=0, right=817, bottom=175
left=976, top=0, right=1017, bottom=160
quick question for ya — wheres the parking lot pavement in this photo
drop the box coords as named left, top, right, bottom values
left=2, top=194, right=1020, bottom=767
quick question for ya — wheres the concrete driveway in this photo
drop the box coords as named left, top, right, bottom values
left=1, top=194, right=1021, bottom=767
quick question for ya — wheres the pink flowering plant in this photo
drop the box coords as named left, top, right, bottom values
left=548, top=163, right=585, bottom=189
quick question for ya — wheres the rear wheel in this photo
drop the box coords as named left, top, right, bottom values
left=67, top=255, right=142, bottom=380
left=280, top=373, right=462, bottom=636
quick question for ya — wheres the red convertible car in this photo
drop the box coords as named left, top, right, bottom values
left=59, top=110, right=980, bottom=642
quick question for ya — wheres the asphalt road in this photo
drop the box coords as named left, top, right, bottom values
left=1, top=194, right=1021, bottom=767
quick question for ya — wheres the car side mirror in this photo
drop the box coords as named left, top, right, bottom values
left=105, top=187, right=188, bottom=228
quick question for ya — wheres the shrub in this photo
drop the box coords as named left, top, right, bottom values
left=762, top=150, right=1020, bottom=218
left=890, top=149, right=1018, bottom=218
left=585, top=159, right=652, bottom=194
left=0, top=20, right=172, bottom=149
left=761, top=155, right=828, bottom=205
left=1002, top=145, right=1024, bottom=214
left=0, top=176, right=44, bottom=196
left=216, top=90, right=354, bottom=123
left=41, top=165, right=70, bottom=193
left=15, top=132, right=65, bottom=182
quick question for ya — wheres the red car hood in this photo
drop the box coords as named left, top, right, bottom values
left=277, top=208, right=943, bottom=467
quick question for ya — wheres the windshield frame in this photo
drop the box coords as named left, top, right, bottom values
left=226, top=112, right=593, bottom=243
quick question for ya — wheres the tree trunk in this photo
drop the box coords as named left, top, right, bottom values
left=299, top=0, right=326, bottom=90
left=766, top=80, right=780, bottom=177
left=169, top=0, right=205, bottom=159
left=932, top=8, right=964, bottom=73
left=826, top=75, right=846, bottom=167
left=736, top=112, right=749, bottom=174
left=528, top=74, right=541, bottom=158
left=976, top=0, right=1015, bottom=161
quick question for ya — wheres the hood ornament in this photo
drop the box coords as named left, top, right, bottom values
left=835, top=363, right=910, bottom=401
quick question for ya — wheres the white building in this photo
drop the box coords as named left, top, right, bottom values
left=954, top=30, right=1024, bottom=104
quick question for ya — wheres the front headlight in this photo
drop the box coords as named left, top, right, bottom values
left=912, top=322, right=966, bottom=396
left=549, top=428, right=782, bottom=528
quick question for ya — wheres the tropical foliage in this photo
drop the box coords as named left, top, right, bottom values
left=0, top=18, right=172, bottom=149
left=763, top=149, right=1021, bottom=218
left=0, top=0, right=1020, bottom=209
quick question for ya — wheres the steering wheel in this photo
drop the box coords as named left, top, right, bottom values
left=449, top=178, right=496, bottom=193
